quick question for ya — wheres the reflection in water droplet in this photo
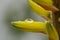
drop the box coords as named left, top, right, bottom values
left=58, top=17, right=60, bottom=22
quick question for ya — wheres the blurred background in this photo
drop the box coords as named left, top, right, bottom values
left=0, top=0, right=49, bottom=40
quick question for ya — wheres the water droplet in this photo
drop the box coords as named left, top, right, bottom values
left=25, top=18, right=34, bottom=23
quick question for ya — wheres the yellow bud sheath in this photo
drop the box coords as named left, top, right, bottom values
left=11, top=19, right=47, bottom=34
left=28, top=0, right=51, bottom=20
left=45, top=21, right=59, bottom=40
